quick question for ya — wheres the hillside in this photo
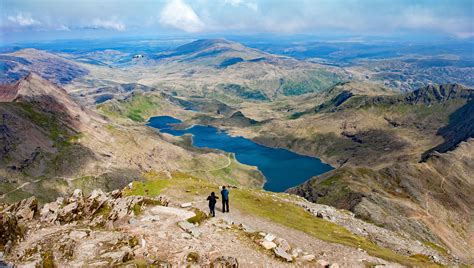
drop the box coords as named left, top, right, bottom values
left=0, top=49, right=88, bottom=85
left=288, top=139, right=474, bottom=263
left=0, top=75, right=263, bottom=203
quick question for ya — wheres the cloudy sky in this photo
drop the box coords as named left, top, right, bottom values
left=1, top=0, right=473, bottom=42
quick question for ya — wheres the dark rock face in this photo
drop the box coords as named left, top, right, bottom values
left=422, top=99, right=474, bottom=160
left=0, top=212, right=23, bottom=250
left=211, top=256, right=239, bottom=268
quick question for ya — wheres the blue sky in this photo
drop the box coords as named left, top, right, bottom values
left=1, top=0, right=473, bottom=42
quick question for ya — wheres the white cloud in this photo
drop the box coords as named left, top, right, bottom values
left=160, top=0, right=204, bottom=32
left=224, top=0, right=258, bottom=11
left=90, top=18, right=126, bottom=31
left=7, top=13, right=40, bottom=26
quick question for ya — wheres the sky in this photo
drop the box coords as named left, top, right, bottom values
left=1, top=0, right=473, bottom=43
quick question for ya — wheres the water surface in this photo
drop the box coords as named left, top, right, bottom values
left=148, top=116, right=333, bottom=192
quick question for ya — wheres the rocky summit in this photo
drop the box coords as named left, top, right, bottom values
left=0, top=184, right=452, bottom=267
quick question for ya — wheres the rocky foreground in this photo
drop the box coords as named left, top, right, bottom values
left=1, top=183, right=452, bottom=267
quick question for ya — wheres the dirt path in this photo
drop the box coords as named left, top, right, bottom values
left=163, top=190, right=401, bottom=267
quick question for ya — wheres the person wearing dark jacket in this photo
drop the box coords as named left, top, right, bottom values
left=221, top=186, right=229, bottom=213
left=206, top=192, right=219, bottom=217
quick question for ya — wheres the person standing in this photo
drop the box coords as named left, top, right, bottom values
left=221, top=186, right=229, bottom=213
left=206, top=192, right=218, bottom=217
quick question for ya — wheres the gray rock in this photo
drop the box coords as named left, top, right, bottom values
left=273, top=247, right=293, bottom=262
left=178, top=221, right=201, bottom=237
left=40, top=201, right=59, bottom=223
left=5, top=196, right=37, bottom=222
left=69, top=230, right=88, bottom=240
left=263, top=233, right=276, bottom=242
left=58, top=202, right=79, bottom=222
left=274, top=238, right=291, bottom=252
left=260, top=241, right=276, bottom=250
left=100, top=249, right=132, bottom=264
left=180, top=202, right=192, bottom=208
left=299, top=254, right=315, bottom=262
left=316, top=259, right=329, bottom=268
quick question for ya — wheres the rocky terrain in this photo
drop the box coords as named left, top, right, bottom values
left=1, top=178, right=449, bottom=267
left=0, top=39, right=472, bottom=266
left=0, top=74, right=263, bottom=203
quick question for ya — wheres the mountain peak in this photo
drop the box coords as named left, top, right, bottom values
left=175, top=38, right=238, bottom=53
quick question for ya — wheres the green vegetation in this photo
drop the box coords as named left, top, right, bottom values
left=114, top=171, right=437, bottom=266
left=187, top=208, right=209, bottom=225
left=219, top=83, right=268, bottom=101
left=122, top=171, right=170, bottom=197
left=423, top=241, right=449, bottom=256
left=94, top=204, right=112, bottom=218
left=40, top=249, right=55, bottom=268
left=98, top=94, right=163, bottom=122
left=156, top=172, right=437, bottom=267
left=231, top=189, right=437, bottom=267
left=186, top=252, right=200, bottom=263
left=281, top=70, right=343, bottom=96
left=19, top=103, right=75, bottom=149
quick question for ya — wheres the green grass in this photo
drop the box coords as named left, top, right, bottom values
left=122, top=171, right=170, bottom=197
left=94, top=204, right=112, bottom=218
left=423, top=241, right=449, bottom=256
left=98, top=93, right=163, bottom=122
left=281, top=70, right=343, bottom=96
left=160, top=174, right=436, bottom=266
left=187, top=208, right=209, bottom=225
left=231, top=189, right=438, bottom=267
left=19, top=103, right=75, bottom=149
left=121, top=171, right=438, bottom=266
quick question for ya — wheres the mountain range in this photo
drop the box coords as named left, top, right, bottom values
left=0, top=39, right=473, bottom=266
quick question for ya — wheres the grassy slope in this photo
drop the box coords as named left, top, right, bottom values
left=124, top=171, right=438, bottom=267
left=97, top=93, right=166, bottom=122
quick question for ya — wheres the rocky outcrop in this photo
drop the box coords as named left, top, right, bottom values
left=0, top=213, right=23, bottom=252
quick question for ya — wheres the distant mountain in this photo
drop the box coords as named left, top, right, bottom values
left=153, top=39, right=268, bottom=66
left=0, top=48, right=88, bottom=85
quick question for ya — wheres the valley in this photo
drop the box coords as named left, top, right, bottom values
left=0, top=37, right=473, bottom=267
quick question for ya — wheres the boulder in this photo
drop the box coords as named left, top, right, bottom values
left=291, top=248, right=302, bottom=258
left=40, top=201, right=60, bottom=223
left=274, top=237, right=291, bottom=252
left=273, top=247, right=293, bottom=262
left=329, top=263, right=340, bottom=268
left=260, top=241, right=277, bottom=250
left=69, top=230, right=88, bottom=240
left=108, top=196, right=144, bottom=221
left=210, top=256, right=239, bottom=268
left=100, top=249, right=133, bottom=264
left=299, top=254, right=316, bottom=262
left=178, top=221, right=201, bottom=237
left=4, top=196, right=38, bottom=221
left=84, top=189, right=108, bottom=216
left=58, top=202, right=79, bottom=222
left=180, top=202, right=192, bottom=208
left=263, top=233, right=276, bottom=242
left=316, top=259, right=330, bottom=268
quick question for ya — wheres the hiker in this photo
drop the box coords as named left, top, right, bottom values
left=221, top=186, right=230, bottom=213
left=206, top=192, right=219, bottom=217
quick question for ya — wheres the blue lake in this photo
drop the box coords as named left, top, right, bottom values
left=147, top=116, right=334, bottom=192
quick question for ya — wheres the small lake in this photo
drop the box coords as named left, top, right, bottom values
left=147, top=116, right=333, bottom=192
